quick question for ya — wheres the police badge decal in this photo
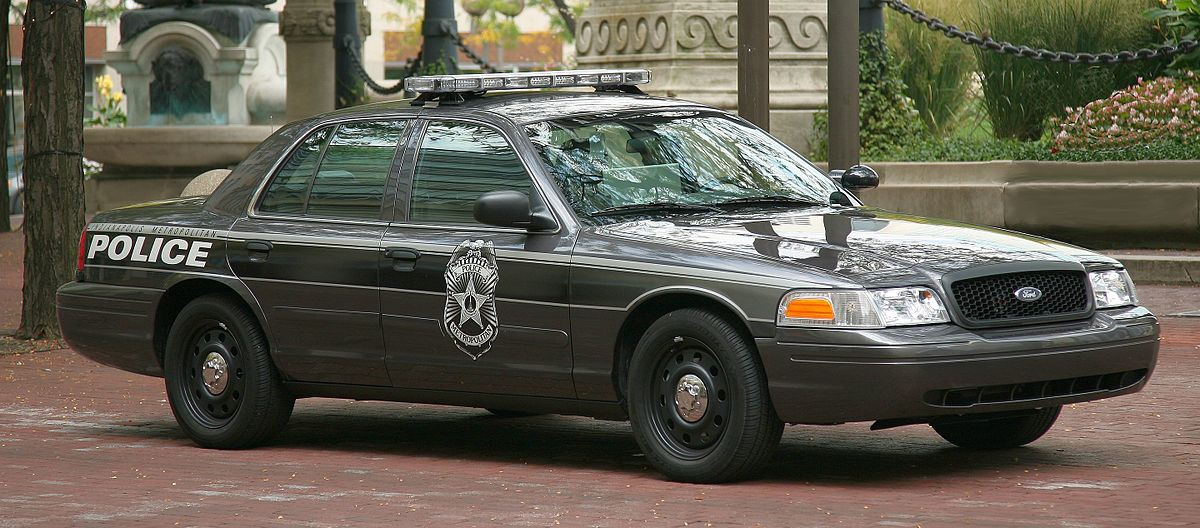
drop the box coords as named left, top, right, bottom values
left=443, top=240, right=500, bottom=360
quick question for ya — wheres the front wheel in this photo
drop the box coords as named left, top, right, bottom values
left=931, top=406, right=1061, bottom=449
left=164, top=294, right=294, bottom=449
left=627, top=308, right=783, bottom=483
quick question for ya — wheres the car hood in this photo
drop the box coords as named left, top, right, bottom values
left=590, top=207, right=1119, bottom=287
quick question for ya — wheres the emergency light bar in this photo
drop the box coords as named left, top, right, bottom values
left=404, top=69, right=652, bottom=94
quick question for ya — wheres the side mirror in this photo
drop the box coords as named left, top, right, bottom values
left=473, top=190, right=557, bottom=232
left=839, top=164, right=880, bottom=191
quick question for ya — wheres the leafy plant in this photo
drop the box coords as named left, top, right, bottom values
left=885, top=0, right=975, bottom=136
left=812, top=31, right=923, bottom=160
left=869, top=136, right=1200, bottom=161
left=1050, top=71, right=1200, bottom=150
left=972, top=0, right=1166, bottom=140
left=86, top=75, right=126, bottom=128
left=1144, top=0, right=1200, bottom=71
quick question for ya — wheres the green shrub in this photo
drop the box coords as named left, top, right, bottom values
left=972, top=0, right=1166, bottom=140
left=886, top=0, right=975, bottom=136
left=868, top=136, right=1200, bottom=162
left=1051, top=71, right=1200, bottom=150
left=812, top=30, right=922, bottom=160
left=1144, top=0, right=1200, bottom=72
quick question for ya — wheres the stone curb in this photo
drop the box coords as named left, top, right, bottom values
left=1109, top=254, right=1200, bottom=285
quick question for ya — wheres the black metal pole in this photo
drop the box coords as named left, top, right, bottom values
left=737, top=0, right=770, bottom=131
left=421, top=0, right=460, bottom=74
left=334, top=0, right=364, bottom=108
left=828, top=0, right=860, bottom=169
left=859, top=0, right=883, bottom=33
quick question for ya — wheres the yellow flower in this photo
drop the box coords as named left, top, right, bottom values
left=95, top=75, right=114, bottom=93
left=112, top=92, right=124, bottom=104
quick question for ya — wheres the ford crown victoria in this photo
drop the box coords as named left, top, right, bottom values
left=57, top=69, right=1159, bottom=483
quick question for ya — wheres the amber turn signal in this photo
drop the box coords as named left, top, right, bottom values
left=784, top=298, right=835, bottom=320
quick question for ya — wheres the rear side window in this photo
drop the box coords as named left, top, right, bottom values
left=409, top=121, right=532, bottom=224
left=258, top=120, right=407, bottom=220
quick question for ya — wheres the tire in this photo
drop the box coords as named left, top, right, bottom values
left=931, top=406, right=1061, bottom=449
left=627, top=308, right=783, bottom=483
left=485, top=408, right=541, bottom=418
left=164, top=294, right=294, bottom=449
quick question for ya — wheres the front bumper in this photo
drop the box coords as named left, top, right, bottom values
left=758, top=306, right=1159, bottom=424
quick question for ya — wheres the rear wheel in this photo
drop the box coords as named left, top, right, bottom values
left=164, top=294, right=294, bottom=448
left=932, top=406, right=1061, bottom=449
left=627, top=308, right=783, bottom=483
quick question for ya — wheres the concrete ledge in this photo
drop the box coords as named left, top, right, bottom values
left=1110, top=255, right=1200, bottom=285
left=83, top=125, right=276, bottom=167
left=856, top=161, right=1200, bottom=248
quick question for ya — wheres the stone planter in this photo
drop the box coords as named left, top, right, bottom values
left=82, top=125, right=276, bottom=212
left=855, top=161, right=1200, bottom=249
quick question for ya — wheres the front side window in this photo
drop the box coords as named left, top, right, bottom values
left=409, top=121, right=532, bottom=225
left=259, top=120, right=407, bottom=220
left=526, top=111, right=840, bottom=223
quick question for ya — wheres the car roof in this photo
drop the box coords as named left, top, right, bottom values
left=321, top=90, right=713, bottom=125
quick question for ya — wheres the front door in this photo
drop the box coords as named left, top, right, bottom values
left=229, top=118, right=410, bottom=386
left=380, top=119, right=575, bottom=397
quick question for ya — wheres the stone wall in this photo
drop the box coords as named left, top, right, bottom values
left=575, top=0, right=828, bottom=153
left=854, top=161, right=1200, bottom=249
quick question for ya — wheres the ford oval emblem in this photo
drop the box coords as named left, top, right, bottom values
left=1014, top=286, right=1043, bottom=302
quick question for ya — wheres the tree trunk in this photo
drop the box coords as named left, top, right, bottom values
left=0, top=0, right=11, bottom=233
left=17, top=0, right=85, bottom=339
left=551, top=0, right=575, bottom=37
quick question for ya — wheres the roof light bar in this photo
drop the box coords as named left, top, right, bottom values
left=404, top=69, right=652, bottom=94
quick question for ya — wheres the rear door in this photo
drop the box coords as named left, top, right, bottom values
left=380, top=118, right=576, bottom=397
left=229, top=118, right=411, bottom=386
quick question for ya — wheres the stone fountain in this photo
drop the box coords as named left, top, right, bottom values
left=83, top=0, right=288, bottom=211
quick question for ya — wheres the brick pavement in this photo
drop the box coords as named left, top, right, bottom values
left=1, top=229, right=1199, bottom=527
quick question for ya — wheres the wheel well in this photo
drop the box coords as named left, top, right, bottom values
left=612, top=293, right=754, bottom=403
left=153, top=279, right=252, bottom=367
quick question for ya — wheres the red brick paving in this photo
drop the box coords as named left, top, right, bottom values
left=1, top=230, right=1199, bottom=526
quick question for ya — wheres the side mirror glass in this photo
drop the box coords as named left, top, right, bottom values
left=473, top=190, right=557, bottom=232
left=839, top=164, right=879, bottom=191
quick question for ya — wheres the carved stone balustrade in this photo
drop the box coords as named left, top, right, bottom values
left=576, top=0, right=828, bottom=152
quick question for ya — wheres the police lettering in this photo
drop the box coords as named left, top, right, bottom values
left=87, top=234, right=212, bottom=268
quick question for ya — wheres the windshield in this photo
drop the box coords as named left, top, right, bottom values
left=525, top=110, right=839, bottom=223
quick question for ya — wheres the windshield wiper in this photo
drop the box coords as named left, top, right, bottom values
left=704, top=195, right=827, bottom=208
left=590, top=202, right=721, bottom=217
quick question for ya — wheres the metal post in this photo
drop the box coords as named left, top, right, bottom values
left=737, top=0, right=770, bottom=131
left=828, top=0, right=860, bottom=169
left=859, top=0, right=883, bottom=33
left=421, top=0, right=460, bottom=74
left=334, top=0, right=364, bottom=108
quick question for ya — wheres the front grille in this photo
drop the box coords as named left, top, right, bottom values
left=950, top=270, right=1089, bottom=325
left=924, top=369, right=1148, bottom=407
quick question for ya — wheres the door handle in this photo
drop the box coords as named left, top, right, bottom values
left=246, top=240, right=273, bottom=262
left=383, top=247, right=421, bottom=271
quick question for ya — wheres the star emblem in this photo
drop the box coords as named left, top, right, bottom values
left=450, top=277, right=488, bottom=328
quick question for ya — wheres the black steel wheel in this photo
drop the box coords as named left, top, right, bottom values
left=932, top=406, right=1061, bottom=449
left=628, top=308, right=783, bottom=483
left=165, top=294, right=293, bottom=449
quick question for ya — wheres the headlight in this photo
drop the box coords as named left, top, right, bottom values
left=1089, top=269, right=1136, bottom=309
left=778, top=287, right=950, bottom=328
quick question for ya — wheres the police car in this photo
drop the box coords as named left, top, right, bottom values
left=57, top=69, right=1159, bottom=483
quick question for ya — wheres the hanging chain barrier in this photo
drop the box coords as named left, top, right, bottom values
left=343, top=37, right=419, bottom=95
left=343, top=31, right=499, bottom=95
left=878, top=0, right=1200, bottom=65
left=449, top=32, right=498, bottom=74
